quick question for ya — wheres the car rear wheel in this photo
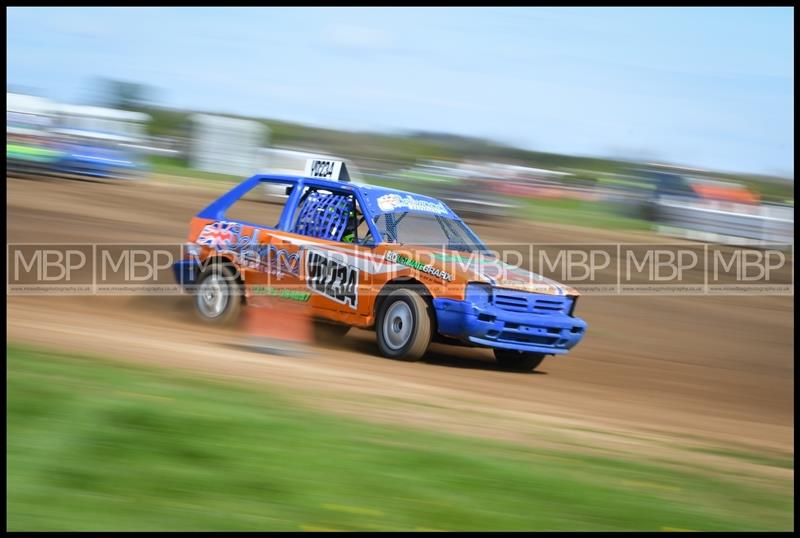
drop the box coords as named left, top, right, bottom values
left=193, top=264, right=242, bottom=326
left=493, top=349, right=546, bottom=372
left=376, top=288, right=433, bottom=361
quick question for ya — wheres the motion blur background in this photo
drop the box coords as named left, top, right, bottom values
left=7, top=6, right=794, bottom=241
left=6, top=6, right=795, bottom=532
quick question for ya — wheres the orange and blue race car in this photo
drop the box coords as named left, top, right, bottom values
left=173, top=160, right=587, bottom=371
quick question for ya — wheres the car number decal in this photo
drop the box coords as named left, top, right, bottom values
left=305, top=250, right=359, bottom=309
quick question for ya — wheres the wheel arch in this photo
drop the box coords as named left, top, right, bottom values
left=372, top=277, right=437, bottom=332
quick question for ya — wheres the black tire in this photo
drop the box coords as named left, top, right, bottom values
left=493, top=349, right=546, bottom=372
left=192, top=264, right=242, bottom=326
left=312, top=319, right=351, bottom=345
left=375, top=288, right=433, bottom=361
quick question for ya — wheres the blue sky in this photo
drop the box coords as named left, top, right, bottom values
left=6, top=7, right=795, bottom=176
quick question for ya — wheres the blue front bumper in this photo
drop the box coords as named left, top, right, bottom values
left=433, top=295, right=587, bottom=355
left=173, top=259, right=200, bottom=288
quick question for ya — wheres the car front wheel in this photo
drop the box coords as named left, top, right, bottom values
left=376, top=288, right=433, bottom=361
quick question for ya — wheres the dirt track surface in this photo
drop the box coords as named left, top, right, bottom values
left=7, top=176, right=795, bottom=480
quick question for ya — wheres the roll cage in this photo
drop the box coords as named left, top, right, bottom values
left=198, top=174, right=486, bottom=250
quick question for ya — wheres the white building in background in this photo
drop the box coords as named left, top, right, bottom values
left=51, top=104, right=150, bottom=144
left=7, top=92, right=56, bottom=136
left=189, top=114, right=268, bottom=176
left=8, top=94, right=150, bottom=143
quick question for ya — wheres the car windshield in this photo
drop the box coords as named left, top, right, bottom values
left=372, top=212, right=486, bottom=253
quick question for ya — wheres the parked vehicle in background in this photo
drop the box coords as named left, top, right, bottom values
left=6, top=92, right=62, bottom=176
left=50, top=104, right=151, bottom=181
left=639, top=167, right=794, bottom=246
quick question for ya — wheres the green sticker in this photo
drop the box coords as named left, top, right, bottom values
left=251, top=286, right=310, bottom=302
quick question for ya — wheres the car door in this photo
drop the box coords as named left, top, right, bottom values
left=273, top=184, right=378, bottom=327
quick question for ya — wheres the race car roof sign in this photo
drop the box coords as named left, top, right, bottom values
left=305, top=158, right=351, bottom=182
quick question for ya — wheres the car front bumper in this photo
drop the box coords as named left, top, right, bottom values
left=432, top=297, right=587, bottom=355
left=173, top=258, right=200, bottom=288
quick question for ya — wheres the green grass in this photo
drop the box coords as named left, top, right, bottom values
left=517, top=197, right=653, bottom=231
left=7, top=343, right=792, bottom=531
left=148, top=155, right=242, bottom=183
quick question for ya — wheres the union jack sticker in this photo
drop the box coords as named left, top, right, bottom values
left=197, top=221, right=242, bottom=250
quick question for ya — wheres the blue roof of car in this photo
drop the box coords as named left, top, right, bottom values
left=197, top=173, right=460, bottom=222
left=259, top=174, right=458, bottom=219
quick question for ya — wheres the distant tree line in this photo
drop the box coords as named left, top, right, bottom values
left=90, top=78, right=793, bottom=202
